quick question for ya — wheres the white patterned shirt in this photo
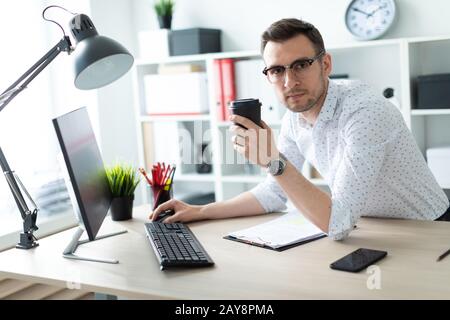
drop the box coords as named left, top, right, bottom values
left=250, top=80, right=449, bottom=240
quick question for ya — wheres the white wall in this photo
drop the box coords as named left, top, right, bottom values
left=42, top=0, right=99, bottom=139
left=88, top=0, right=142, bottom=204
left=132, top=0, right=450, bottom=52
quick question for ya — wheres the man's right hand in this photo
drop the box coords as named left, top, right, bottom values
left=149, top=199, right=207, bottom=223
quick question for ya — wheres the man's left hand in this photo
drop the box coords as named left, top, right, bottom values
left=229, top=115, right=279, bottom=167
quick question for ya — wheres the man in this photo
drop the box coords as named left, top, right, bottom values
left=151, top=18, right=450, bottom=240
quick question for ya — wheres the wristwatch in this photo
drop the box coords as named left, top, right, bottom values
left=266, top=152, right=287, bottom=176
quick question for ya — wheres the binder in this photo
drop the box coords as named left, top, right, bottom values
left=220, top=58, right=236, bottom=121
left=223, top=210, right=326, bottom=251
left=213, top=59, right=225, bottom=121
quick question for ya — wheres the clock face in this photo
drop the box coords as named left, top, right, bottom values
left=345, top=0, right=397, bottom=40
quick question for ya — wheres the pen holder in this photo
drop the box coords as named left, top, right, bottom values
left=149, top=185, right=173, bottom=210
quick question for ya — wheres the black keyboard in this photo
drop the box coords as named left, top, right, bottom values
left=144, top=222, right=214, bottom=270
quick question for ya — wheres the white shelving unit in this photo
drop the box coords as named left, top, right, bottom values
left=138, top=115, right=212, bottom=122
left=133, top=35, right=450, bottom=204
left=411, top=109, right=450, bottom=116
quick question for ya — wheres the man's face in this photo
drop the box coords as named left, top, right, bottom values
left=263, top=34, right=332, bottom=113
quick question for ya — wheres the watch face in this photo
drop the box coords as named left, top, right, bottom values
left=268, top=159, right=285, bottom=176
left=269, top=160, right=281, bottom=175
left=345, top=0, right=396, bottom=40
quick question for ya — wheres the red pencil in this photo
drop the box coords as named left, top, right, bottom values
left=139, top=168, right=153, bottom=186
left=162, top=164, right=171, bottom=186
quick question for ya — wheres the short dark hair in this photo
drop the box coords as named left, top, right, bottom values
left=260, top=18, right=325, bottom=55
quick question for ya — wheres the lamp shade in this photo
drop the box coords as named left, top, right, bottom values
left=70, top=14, right=134, bottom=90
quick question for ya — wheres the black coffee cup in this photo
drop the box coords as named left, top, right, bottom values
left=229, top=98, right=262, bottom=128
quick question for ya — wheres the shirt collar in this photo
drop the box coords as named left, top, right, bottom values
left=317, top=80, right=338, bottom=123
left=297, top=80, right=338, bottom=129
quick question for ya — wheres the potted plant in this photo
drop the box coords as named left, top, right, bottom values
left=105, top=164, right=140, bottom=221
left=154, top=0, right=174, bottom=29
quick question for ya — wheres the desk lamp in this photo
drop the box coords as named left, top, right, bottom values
left=0, top=5, right=134, bottom=249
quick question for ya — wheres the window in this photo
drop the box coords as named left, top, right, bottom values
left=0, top=1, right=90, bottom=241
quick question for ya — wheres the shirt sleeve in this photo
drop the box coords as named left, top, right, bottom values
left=249, top=112, right=305, bottom=213
left=328, top=102, right=401, bottom=240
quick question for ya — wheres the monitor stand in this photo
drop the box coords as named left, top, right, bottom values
left=62, top=227, right=127, bottom=264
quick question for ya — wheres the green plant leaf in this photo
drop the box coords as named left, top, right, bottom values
left=105, top=163, right=141, bottom=197
left=154, top=0, right=174, bottom=16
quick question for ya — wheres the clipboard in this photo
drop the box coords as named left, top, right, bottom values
left=223, top=234, right=327, bottom=252
left=223, top=210, right=327, bottom=251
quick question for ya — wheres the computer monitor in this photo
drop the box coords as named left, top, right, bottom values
left=53, top=107, right=126, bottom=264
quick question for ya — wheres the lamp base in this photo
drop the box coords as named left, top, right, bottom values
left=16, top=232, right=39, bottom=250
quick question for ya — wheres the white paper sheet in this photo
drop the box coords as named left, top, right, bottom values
left=227, top=210, right=326, bottom=249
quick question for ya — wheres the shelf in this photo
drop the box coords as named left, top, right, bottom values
left=221, top=175, right=266, bottom=183
left=139, top=115, right=211, bottom=122
left=220, top=175, right=328, bottom=186
left=327, top=38, right=402, bottom=51
left=309, top=178, right=328, bottom=186
left=217, top=121, right=282, bottom=128
left=407, top=35, right=450, bottom=44
left=135, top=36, right=450, bottom=66
left=322, top=36, right=450, bottom=52
left=135, top=50, right=260, bottom=66
left=176, top=173, right=215, bottom=182
left=217, top=122, right=230, bottom=128
left=411, top=109, right=450, bottom=116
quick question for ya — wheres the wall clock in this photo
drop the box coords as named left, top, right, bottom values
left=345, top=0, right=397, bottom=40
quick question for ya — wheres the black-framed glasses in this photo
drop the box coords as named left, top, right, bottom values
left=262, top=50, right=325, bottom=83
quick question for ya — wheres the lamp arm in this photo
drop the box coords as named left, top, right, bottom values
left=0, top=35, right=72, bottom=218
left=1, top=148, right=38, bottom=246
left=0, top=147, right=29, bottom=220
left=0, top=36, right=72, bottom=113
left=14, top=172, right=38, bottom=209
left=0, top=36, right=72, bottom=249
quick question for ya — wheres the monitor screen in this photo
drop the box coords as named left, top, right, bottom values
left=53, top=107, right=112, bottom=241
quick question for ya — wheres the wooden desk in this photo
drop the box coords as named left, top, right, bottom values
left=0, top=205, right=449, bottom=299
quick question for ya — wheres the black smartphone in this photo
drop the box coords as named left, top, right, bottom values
left=330, top=248, right=387, bottom=273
